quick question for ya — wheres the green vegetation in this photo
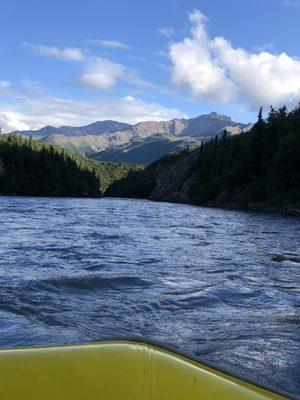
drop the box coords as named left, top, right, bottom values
left=107, top=105, right=300, bottom=211
left=190, top=105, right=300, bottom=208
left=0, top=134, right=142, bottom=197
left=91, top=134, right=200, bottom=165
left=2, top=105, right=299, bottom=210
left=106, top=150, right=188, bottom=198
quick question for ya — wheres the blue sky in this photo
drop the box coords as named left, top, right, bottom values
left=0, top=0, right=300, bottom=131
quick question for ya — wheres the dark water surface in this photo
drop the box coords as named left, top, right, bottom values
left=0, top=196, right=299, bottom=396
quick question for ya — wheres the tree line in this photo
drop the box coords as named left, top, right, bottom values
left=0, top=134, right=141, bottom=197
left=189, top=105, right=300, bottom=208
left=107, top=105, right=300, bottom=210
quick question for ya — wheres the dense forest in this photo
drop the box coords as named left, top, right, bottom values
left=106, top=151, right=186, bottom=198
left=107, top=105, right=300, bottom=212
left=1, top=105, right=299, bottom=209
left=0, top=134, right=141, bottom=197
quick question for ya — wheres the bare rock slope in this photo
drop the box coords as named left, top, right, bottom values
left=11, top=112, right=253, bottom=164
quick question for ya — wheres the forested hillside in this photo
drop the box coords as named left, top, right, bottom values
left=107, top=106, right=300, bottom=213
left=0, top=134, right=141, bottom=197
left=90, top=134, right=200, bottom=165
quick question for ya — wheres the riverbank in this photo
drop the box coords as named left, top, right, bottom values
left=107, top=106, right=300, bottom=217
left=145, top=196, right=300, bottom=217
left=196, top=201, right=300, bottom=217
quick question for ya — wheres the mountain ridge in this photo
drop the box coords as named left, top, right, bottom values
left=15, top=120, right=132, bottom=137
left=10, top=112, right=253, bottom=165
left=106, top=105, right=300, bottom=214
left=12, top=112, right=251, bottom=138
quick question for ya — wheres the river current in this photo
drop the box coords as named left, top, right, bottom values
left=0, top=196, right=299, bottom=396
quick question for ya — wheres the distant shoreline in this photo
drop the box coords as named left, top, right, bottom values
left=105, top=195, right=300, bottom=218
left=1, top=193, right=299, bottom=218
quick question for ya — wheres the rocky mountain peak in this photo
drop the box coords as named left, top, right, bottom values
left=9, top=112, right=253, bottom=164
left=207, top=111, right=232, bottom=121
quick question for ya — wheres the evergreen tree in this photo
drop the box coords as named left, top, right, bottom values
left=0, top=134, right=141, bottom=197
left=108, top=105, right=300, bottom=210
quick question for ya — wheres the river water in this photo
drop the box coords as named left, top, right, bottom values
left=0, top=196, right=299, bottom=397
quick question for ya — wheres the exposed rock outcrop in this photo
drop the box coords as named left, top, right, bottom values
left=149, top=150, right=198, bottom=203
left=11, top=112, right=253, bottom=163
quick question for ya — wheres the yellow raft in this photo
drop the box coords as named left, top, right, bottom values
left=0, top=340, right=292, bottom=400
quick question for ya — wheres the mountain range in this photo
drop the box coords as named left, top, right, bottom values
left=12, top=112, right=253, bottom=165
left=107, top=105, right=300, bottom=214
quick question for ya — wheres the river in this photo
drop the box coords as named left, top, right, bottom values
left=0, top=196, right=299, bottom=397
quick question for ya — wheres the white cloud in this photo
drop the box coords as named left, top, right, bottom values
left=0, top=90, right=186, bottom=132
left=213, top=37, right=300, bottom=108
left=76, top=57, right=125, bottom=90
left=116, top=96, right=186, bottom=123
left=26, top=43, right=125, bottom=90
left=0, top=111, right=29, bottom=132
left=25, top=44, right=86, bottom=61
left=169, top=9, right=300, bottom=108
left=169, top=10, right=236, bottom=103
left=76, top=57, right=157, bottom=91
left=26, top=43, right=156, bottom=91
left=157, top=27, right=175, bottom=37
left=87, top=39, right=130, bottom=49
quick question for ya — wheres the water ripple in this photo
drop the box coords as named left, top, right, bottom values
left=0, top=196, right=299, bottom=397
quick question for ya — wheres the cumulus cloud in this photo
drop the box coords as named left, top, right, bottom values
left=26, top=43, right=155, bottom=91
left=87, top=39, right=130, bottom=49
left=76, top=58, right=125, bottom=90
left=26, top=43, right=125, bottom=90
left=213, top=37, right=300, bottom=107
left=0, top=90, right=185, bottom=132
left=157, top=27, right=175, bottom=37
left=0, top=111, right=29, bottom=132
left=76, top=57, right=157, bottom=91
left=25, top=43, right=86, bottom=61
left=169, top=9, right=300, bottom=108
left=169, top=10, right=236, bottom=103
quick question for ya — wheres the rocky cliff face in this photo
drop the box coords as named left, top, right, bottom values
left=122, top=112, right=252, bottom=140
left=180, top=112, right=250, bottom=137
left=149, top=150, right=198, bottom=203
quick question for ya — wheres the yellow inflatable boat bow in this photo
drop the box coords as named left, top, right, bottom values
left=0, top=340, right=295, bottom=400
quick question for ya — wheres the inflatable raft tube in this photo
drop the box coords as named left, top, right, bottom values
left=0, top=340, right=295, bottom=400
